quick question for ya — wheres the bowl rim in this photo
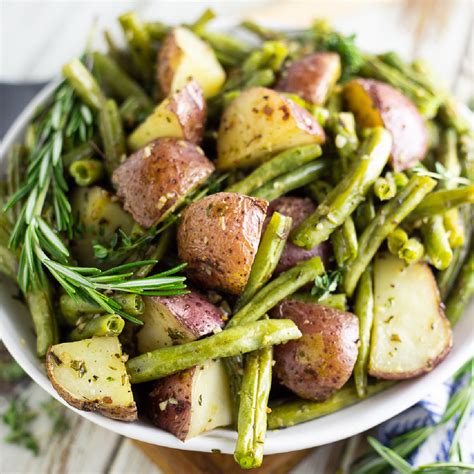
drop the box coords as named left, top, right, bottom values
left=1, top=34, right=473, bottom=456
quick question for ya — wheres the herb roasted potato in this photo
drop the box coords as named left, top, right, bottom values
left=137, top=290, right=225, bottom=353
left=369, top=253, right=452, bottom=379
left=112, top=138, right=215, bottom=228
left=177, top=192, right=268, bottom=295
left=217, top=87, right=326, bottom=170
left=277, top=52, right=341, bottom=105
left=158, top=26, right=226, bottom=98
left=343, top=78, right=429, bottom=170
left=265, top=197, right=331, bottom=274
left=271, top=301, right=359, bottom=401
left=128, top=80, right=206, bottom=151
left=46, top=337, right=137, bottom=421
left=148, top=359, right=232, bottom=441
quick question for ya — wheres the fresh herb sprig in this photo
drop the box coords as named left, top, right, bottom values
left=412, top=162, right=471, bottom=186
left=311, top=269, right=343, bottom=300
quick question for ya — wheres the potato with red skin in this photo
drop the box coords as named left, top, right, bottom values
left=277, top=52, right=341, bottom=105
left=271, top=301, right=359, bottom=401
left=177, top=192, right=268, bottom=295
left=265, top=197, right=331, bottom=274
left=343, top=78, right=428, bottom=171
left=112, top=138, right=214, bottom=228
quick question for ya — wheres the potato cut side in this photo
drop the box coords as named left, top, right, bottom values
left=369, top=253, right=452, bottom=379
left=148, top=359, right=232, bottom=441
left=46, top=337, right=137, bottom=421
left=217, top=87, right=325, bottom=170
left=128, top=80, right=206, bottom=151
left=159, top=27, right=225, bottom=98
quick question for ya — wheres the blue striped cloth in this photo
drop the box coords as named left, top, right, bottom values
left=376, top=372, right=473, bottom=466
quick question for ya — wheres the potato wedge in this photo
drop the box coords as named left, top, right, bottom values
left=177, top=192, right=268, bottom=295
left=158, top=26, right=226, bottom=98
left=46, top=337, right=137, bottom=421
left=112, top=138, right=214, bottom=228
left=343, top=78, right=428, bottom=170
left=277, top=52, right=341, bottom=105
left=369, top=253, right=452, bottom=379
left=217, top=87, right=326, bottom=170
left=148, top=359, right=232, bottom=441
left=266, top=197, right=331, bottom=274
left=271, top=301, right=359, bottom=401
left=128, top=80, right=206, bottom=151
left=137, top=290, right=225, bottom=353
left=71, top=186, right=135, bottom=267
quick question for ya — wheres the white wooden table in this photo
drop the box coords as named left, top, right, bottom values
left=1, top=1, right=472, bottom=472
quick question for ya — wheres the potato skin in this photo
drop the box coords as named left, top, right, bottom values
left=177, top=192, right=268, bottom=295
left=158, top=30, right=182, bottom=96
left=266, top=197, right=331, bottom=274
left=112, top=138, right=214, bottom=228
left=148, top=368, right=195, bottom=440
left=277, top=52, right=341, bottom=105
left=271, top=301, right=359, bottom=401
left=344, top=78, right=428, bottom=171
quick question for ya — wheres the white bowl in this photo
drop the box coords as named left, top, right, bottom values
left=1, top=75, right=473, bottom=457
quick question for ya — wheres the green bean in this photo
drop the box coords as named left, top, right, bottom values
left=119, top=96, right=147, bottom=128
left=63, top=59, right=106, bottom=111
left=68, top=314, right=125, bottom=341
left=240, top=20, right=284, bottom=41
left=126, top=319, right=301, bottom=383
left=353, top=267, right=374, bottom=398
left=458, top=132, right=474, bottom=181
left=387, top=228, right=408, bottom=256
left=373, top=174, right=397, bottom=201
left=119, top=11, right=153, bottom=84
left=327, top=112, right=359, bottom=171
left=98, top=99, right=127, bottom=174
left=344, top=175, right=437, bottom=296
left=326, top=88, right=343, bottom=114
left=444, top=209, right=465, bottom=248
left=331, top=217, right=358, bottom=266
left=200, top=30, right=250, bottom=61
left=252, top=159, right=329, bottom=202
left=62, top=141, right=96, bottom=169
left=134, top=227, right=174, bottom=278
left=307, top=181, right=332, bottom=204
left=289, top=293, right=347, bottom=311
left=234, top=346, right=273, bottom=469
left=226, top=145, right=322, bottom=196
left=354, top=194, right=376, bottom=232
left=421, top=216, right=453, bottom=270
left=445, top=249, right=474, bottom=326
left=69, top=159, right=104, bottom=186
left=407, top=186, right=474, bottom=222
left=235, top=212, right=292, bottom=311
left=227, top=256, right=325, bottom=329
left=26, top=287, right=58, bottom=358
left=391, top=171, right=409, bottom=189
left=103, top=30, right=133, bottom=73
left=292, top=127, right=392, bottom=250
left=92, top=52, right=153, bottom=112
left=244, top=68, right=275, bottom=88
left=398, top=238, right=425, bottom=265
left=145, top=21, right=169, bottom=40
left=267, top=381, right=393, bottom=429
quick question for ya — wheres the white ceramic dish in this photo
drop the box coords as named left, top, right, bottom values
left=1, top=59, right=473, bottom=457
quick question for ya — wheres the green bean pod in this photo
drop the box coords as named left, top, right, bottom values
left=421, top=215, right=453, bottom=270
left=68, top=314, right=125, bottom=341
left=145, top=21, right=169, bottom=40
left=443, top=209, right=465, bottom=248
left=373, top=174, right=397, bottom=201
left=344, top=175, right=437, bottom=296
left=69, top=159, right=104, bottom=186
left=331, top=216, right=358, bottom=266
left=354, top=194, right=376, bottom=232
left=62, top=142, right=96, bottom=169
left=387, top=228, right=408, bottom=256
left=126, top=319, right=302, bottom=383
left=289, top=293, right=347, bottom=311
left=234, top=346, right=273, bottom=469
left=292, top=127, right=392, bottom=250
left=398, top=238, right=425, bottom=265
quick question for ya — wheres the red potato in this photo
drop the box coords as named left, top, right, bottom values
left=277, top=52, right=341, bottom=105
left=177, top=192, right=268, bottom=295
left=112, top=138, right=214, bottom=228
left=137, top=290, right=225, bottom=353
left=343, top=78, right=429, bottom=170
left=265, top=197, right=331, bottom=274
left=271, top=301, right=359, bottom=401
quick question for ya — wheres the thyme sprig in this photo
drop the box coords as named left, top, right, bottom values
left=412, top=162, right=470, bottom=186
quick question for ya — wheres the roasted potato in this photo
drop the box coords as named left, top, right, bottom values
left=369, top=253, right=452, bottom=379
left=71, top=186, right=135, bottom=267
left=217, top=87, right=326, bottom=170
left=277, top=52, right=341, bottom=105
left=137, top=290, right=225, bottom=353
left=266, top=197, right=331, bottom=274
left=148, top=359, right=232, bottom=441
left=343, top=78, right=428, bottom=170
left=177, top=192, right=268, bottom=295
left=271, top=301, right=359, bottom=401
left=112, top=138, right=214, bottom=228
left=158, top=26, right=226, bottom=98
left=128, top=80, right=206, bottom=151
left=46, top=337, right=137, bottom=421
